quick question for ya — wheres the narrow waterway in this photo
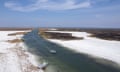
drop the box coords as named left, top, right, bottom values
left=23, top=29, right=120, bottom=72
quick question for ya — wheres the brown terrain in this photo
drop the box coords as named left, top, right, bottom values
left=89, top=32, right=120, bottom=41
left=7, top=31, right=29, bottom=43
left=39, top=28, right=83, bottom=40
left=40, top=32, right=83, bottom=40
left=39, top=28, right=120, bottom=41
left=8, top=32, right=28, bottom=36
left=7, top=39, right=24, bottom=43
left=0, top=27, right=33, bottom=31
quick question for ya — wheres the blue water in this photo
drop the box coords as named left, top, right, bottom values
left=23, top=29, right=120, bottom=72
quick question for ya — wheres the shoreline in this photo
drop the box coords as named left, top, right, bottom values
left=45, top=30, right=120, bottom=68
left=0, top=30, right=43, bottom=72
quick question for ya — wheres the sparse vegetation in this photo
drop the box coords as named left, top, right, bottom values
left=7, top=39, right=24, bottom=43
left=8, top=32, right=28, bottom=36
left=89, top=32, right=120, bottom=41
left=39, top=29, right=84, bottom=40
left=39, top=28, right=120, bottom=41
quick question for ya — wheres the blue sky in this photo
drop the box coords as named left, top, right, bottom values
left=0, top=0, right=120, bottom=28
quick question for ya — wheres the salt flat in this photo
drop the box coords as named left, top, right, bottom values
left=0, top=31, right=43, bottom=72
left=47, top=31, right=120, bottom=66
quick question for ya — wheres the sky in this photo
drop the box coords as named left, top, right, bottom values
left=0, top=0, right=120, bottom=28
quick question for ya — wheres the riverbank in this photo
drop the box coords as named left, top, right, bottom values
left=45, top=30, right=120, bottom=68
left=0, top=30, right=43, bottom=72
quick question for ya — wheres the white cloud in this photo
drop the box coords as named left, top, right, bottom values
left=4, top=0, right=91, bottom=12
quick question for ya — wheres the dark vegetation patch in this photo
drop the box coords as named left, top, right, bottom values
left=40, top=32, right=83, bottom=40
left=39, top=28, right=120, bottom=41
left=89, top=32, right=120, bottom=41
left=8, top=32, right=28, bottom=36
left=58, top=28, right=120, bottom=41
left=7, top=39, right=24, bottom=43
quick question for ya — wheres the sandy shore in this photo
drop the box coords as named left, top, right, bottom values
left=0, top=30, right=43, bottom=72
left=46, top=31, right=120, bottom=67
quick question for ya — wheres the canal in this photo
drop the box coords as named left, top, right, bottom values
left=23, top=29, right=120, bottom=72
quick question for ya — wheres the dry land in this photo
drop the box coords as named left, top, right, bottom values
left=0, top=27, right=33, bottom=31
left=0, top=30, right=43, bottom=72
